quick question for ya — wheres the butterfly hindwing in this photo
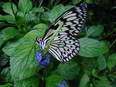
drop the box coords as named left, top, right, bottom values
left=49, top=34, right=79, bottom=62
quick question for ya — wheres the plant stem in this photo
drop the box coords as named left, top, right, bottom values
left=39, top=0, right=43, bottom=7
left=100, top=28, right=116, bottom=40
left=109, top=38, right=116, bottom=49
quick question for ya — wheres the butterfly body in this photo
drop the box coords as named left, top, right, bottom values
left=36, top=3, right=87, bottom=62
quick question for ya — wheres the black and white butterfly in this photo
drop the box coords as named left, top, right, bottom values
left=36, top=3, right=87, bottom=62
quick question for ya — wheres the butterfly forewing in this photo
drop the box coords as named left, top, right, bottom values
left=37, top=3, right=87, bottom=62
left=42, top=3, right=87, bottom=42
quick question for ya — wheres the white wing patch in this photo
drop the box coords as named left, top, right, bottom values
left=49, top=34, right=80, bottom=62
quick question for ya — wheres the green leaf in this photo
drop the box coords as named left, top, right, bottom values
left=18, top=0, right=32, bottom=14
left=107, top=53, right=116, bottom=70
left=32, top=7, right=45, bottom=13
left=93, top=77, right=112, bottom=87
left=92, top=69, right=99, bottom=78
left=79, top=74, right=90, bottom=87
left=46, top=74, right=62, bottom=87
left=0, top=27, right=20, bottom=46
left=41, top=11, right=50, bottom=21
left=79, top=38, right=109, bottom=57
left=56, top=61, right=80, bottom=80
left=64, top=5, right=74, bottom=11
left=86, top=25, right=104, bottom=37
left=14, top=77, right=39, bottom=87
left=3, top=2, right=17, bottom=17
left=24, top=30, right=40, bottom=41
left=0, top=15, right=15, bottom=24
left=17, top=10, right=36, bottom=23
left=1, top=67, right=12, bottom=83
left=0, top=83, right=13, bottom=87
left=10, top=41, right=39, bottom=80
left=82, top=59, right=97, bottom=75
left=97, top=55, right=106, bottom=71
left=0, top=15, right=4, bottom=20
left=24, top=29, right=46, bottom=42
left=2, top=38, right=24, bottom=56
left=0, top=22, right=6, bottom=28
left=33, top=23, right=48, bottom=30
left=49, top=4, right=65, bottom=22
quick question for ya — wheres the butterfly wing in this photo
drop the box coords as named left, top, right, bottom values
left=42, top=3, right=87, bottom=42
left=42, top=3, right=87, bottom=62
left=49, top=35, right=80, bottom=62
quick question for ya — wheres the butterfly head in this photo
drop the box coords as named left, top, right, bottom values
left=36, top=37, right=46, bottom=49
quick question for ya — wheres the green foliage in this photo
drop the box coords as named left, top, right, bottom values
left=79, top=74, right=90, bottom=87
left=3, top=2, right=17, bottom=17
left=49, top=4, right=65, bottom=22
left=86, top=25, right=104, bottom=37
left=79, top=38, right=109, bottom=57
left=107, top=54, right=116, bottom=70
left=97, top=55, right=106, bottom=71
left=46, top=74, right=63, bottom=87
left=0, top=0, right=115, bottom=87
left=92, top=77, right=112, bottom=87
left=0, top=27, right=19, bottom=46
left=14, top=77, right=39, bottom=87
left=56, top=61, right=80, bottom=80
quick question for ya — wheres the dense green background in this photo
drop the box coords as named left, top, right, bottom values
left=0, top=0, right=116, bottom=87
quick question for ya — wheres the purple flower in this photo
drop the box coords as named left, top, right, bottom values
left=36, top=52, right=50, bottom=68
left=58, top=80, right=66, bottom=87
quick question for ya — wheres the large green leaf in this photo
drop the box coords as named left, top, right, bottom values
left=97, top=55, right=106, bottom=71
left=10, top=41, right=39, bottom=80
left=49, top=4, right=65, bottom=22
left=107, top=53, right=116, bottom=70
left=86, top=25, right=104, bottom=37
left=14, top=77, right=39, bottom=87
left=46, top=74, right=62, bottom=87
left=4, top=30, right=42, bottom=81
left=2, top=38, right=24, bottom=56
left=79, top=74, right=90, bottom=87
left=23, top=29, right=46, bottom=42
left=56, top=61, right=80, bottom=80
left=18, top=0, right=32, bottom=14
left=93, top=77, right=112, bottom=87
left=79, top=38, right=109, bottom=57
left=3, top=2, right=17, bottom=17
left=24, top=30, right=42, bottom=41
left=0, top=27, right=20, bottom=46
